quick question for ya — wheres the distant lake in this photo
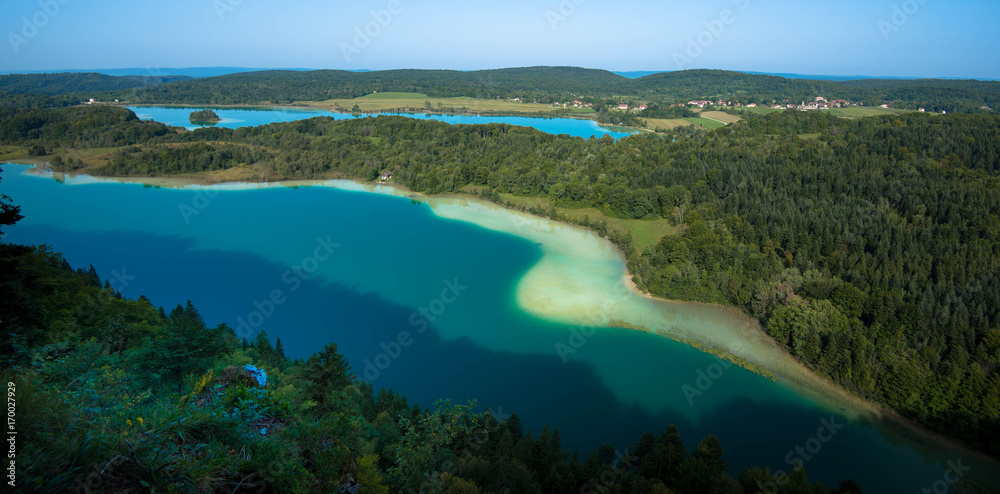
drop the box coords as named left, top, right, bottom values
left=2, top=163, right=998, bottom=492
left=126, top=106, right=637, bottom=140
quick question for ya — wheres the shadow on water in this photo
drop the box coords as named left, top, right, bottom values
left=12, top=225, right=999, bottom=492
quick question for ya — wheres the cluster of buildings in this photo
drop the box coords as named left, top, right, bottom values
left=512, top=95, right=926, bottom=114
left=687, top=96, right=874, bottom=111
left=790, top=97, right=852, bottom=110
left=614, top=103, right=647, bottom=111
left=518, top=98, right=656, bottom=111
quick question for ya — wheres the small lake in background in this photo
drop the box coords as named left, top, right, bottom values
left=126, top=106, right=638, bottom=140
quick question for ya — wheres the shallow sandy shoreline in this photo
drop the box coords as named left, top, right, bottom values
left=7, top=163, right=999, bottom=468
left=620, top=270, right=1000, bottom=468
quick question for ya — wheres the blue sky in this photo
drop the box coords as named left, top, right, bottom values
left=1, top=0, right=998, bottom=78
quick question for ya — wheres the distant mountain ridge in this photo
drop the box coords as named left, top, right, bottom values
left=0, top=72, right=192, bottom=95
left=0, top=67, right=317, bottom=78
left=8, top=67, right=995, bottom=82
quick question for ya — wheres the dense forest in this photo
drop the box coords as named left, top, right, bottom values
left=0, top=72, right=191, bottom=95
left=4, top=103, right=998, bottom=462
left=3, top=68, right=998, bottom=113
left=0, top=174, right=871, bottom=493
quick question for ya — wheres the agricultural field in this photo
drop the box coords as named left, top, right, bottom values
left=683, top=117, right=728, bottom=130
left=643, top=117, right=693, bottom=131
left=819, top=106, right=912, bottom=117
left=700, top=111, right=742, bottom=124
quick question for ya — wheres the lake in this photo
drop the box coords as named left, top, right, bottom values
left=2, top=163, right=998, bottom=492
left=126, top=106, right=638, bottom=140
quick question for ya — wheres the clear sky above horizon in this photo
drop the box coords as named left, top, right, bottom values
left=1, top=0, right=997, bottom=79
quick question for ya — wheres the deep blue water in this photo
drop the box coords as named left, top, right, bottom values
left=127, top=106, right=636, bottom=140
left=2, top=164, right=997, bottom=492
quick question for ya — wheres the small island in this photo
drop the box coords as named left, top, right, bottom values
left=189, top=109, right=221, bottom=124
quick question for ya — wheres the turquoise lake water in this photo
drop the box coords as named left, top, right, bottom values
left=3, top=164, right=998, bottom=492
left=126, top=106, right=637, bottom=139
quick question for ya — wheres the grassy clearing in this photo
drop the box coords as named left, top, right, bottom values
left=700, top=111, right=742, bottom=125
left=643, top=118, right=693, bottom=131
left=734, top=107, right=784, bottom=115
left=495, top=192, right=676, bottom=251
left=0, top=145, right=27, bottom=162
left=819, top=107, right=911, bottom=118
left=684, top=117, right=727, bottom=130
left=1, top=146, right=126, bottom=168
left=300, top=92, right=596, bottom=116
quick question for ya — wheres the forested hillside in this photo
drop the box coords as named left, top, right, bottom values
left=3, top=68, right=997, bottom=113
left=632, top=70, right=842, bottom=104
left=0, top=72, right=191, bottom=95
left=0, top=172, right=865, bottom=493
left=3, top=105, right=1000, bottom=460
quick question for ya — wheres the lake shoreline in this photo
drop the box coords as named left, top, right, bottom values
left=618, top=266, right=1000, bottom=469
left=118, top=103, right=653, bottom=135
left=7, top=162, right=1000, bottom=470
left=122, top=102, right=605, bottom=123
